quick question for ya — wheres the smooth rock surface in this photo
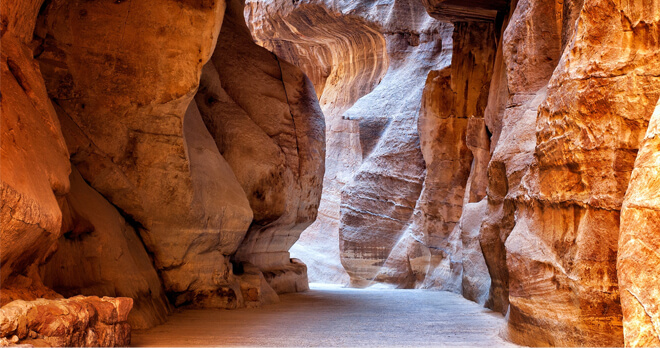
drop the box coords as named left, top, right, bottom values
left=35, top=0, right=251, bottom=307
left=197, top=0, right=325, bottom=293
left=41, top=169, right=170, bottom=329
left=1, top=2, right=70, bottom=286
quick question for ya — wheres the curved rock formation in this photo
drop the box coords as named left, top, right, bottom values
left=2, top=0, right=324, bottom=344
left=504, top=0, right=659, bottom=345
left=41, top=168, right=170, bottom=329
left=3, top=0, right=660, bottom=346
left=245, top=0, right=391, bottom=284
left=246, top=0, right=453, bottom=287
left=195, top=0, right=325, bottom=293
left=1, top=0, right=71, bottom=292
left=372, top=21, right=495, bottom=301
left=35, top=0, right=251, bottom=308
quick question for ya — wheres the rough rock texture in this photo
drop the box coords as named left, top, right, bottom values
left=336, top=8, right=452, bottom=288
left=2, top=0, right=325, bottom=344
left=618, top=98, right=660, bottom=347
left=0, top=296, right=132, bottom=347
left=246, top=0, right=453, bottom=287
left=1, top=0, right=71, bottom=287
left=195, top=0, right=324, bottom=293
left=503, top=0, right=660, bottom=345
left=422, top=0, right=508, bottom=22
left=41, top=169, right=170, bottom=329
left=477, top=0, right=563, bottom=318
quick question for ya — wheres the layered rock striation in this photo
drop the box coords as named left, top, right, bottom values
left=246, top=0, right=453, bottom=286
left=250, top=0, right=660, bottom=347
left=425, top=0, right=660, bottom=346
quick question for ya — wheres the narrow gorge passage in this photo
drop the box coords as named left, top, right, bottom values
left=132, top=285, right=516, bottom=347
left=2, top=0, right=660, bottom=346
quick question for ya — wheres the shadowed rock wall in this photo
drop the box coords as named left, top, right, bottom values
left=1, top=0, right=325, bottom=344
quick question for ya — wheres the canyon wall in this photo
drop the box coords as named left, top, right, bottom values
left=2, top=0, right=660, bottom=346
left=1, top=0, right=324, bottom=344
left=246, top=0, right=454, bottom=286
left=424, top=0, right=660, bottom=346
left=246, top=0, right=391, bottom=284
left=249, top=0, right=660, bottom=346
left=619, top=99, right=660, bottom=347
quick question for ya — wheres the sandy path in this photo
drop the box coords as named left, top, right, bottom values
left=132, top=284, right=518, bottom=347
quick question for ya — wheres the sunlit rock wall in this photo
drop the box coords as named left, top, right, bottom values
left=1, top=0, right=325, bottom=343
left=425, top=0, right=660, bottom=346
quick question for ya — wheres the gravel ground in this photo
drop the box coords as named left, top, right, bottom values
left=132, top=284, right=519, bottom=347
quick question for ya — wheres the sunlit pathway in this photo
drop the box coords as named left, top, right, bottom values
left=132, top=284, right=518, bottom=347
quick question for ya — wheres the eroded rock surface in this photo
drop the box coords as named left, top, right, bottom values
left=618, top=98, right=660, bottom=347
left=35, top=0, right=255, bottom=307
left=503, top=0, right=659, bottom=345
left=0, top=296, right=132, bottom=347
left=41, top=169, right=170, bottom=329
left=196, top=0, right=324, bottom=293
left=2, top=0, right=325, bottom=344
left=372, top=21, right=495, bottom=300
left=1, top=0, right=70, bottom=288
left=245, top=0, right=391, bottom=285
left=246, top=0, right=454, bottom=287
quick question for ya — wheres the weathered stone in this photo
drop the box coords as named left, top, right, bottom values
left=504, top=0, right=660, bottom=345
left=1, top=3, right=70, bottom=285
left=0, top=296, right=132, bottom=347
left=35, top=0, right=257, bottom=306
left=41, top=168, right=170, bottom=329
left=618, top=98, right=660, bottom=347
left=245, top=0, right=391, bottom=285
left=422, top=0, right=509, bottom=22
left=196, top=0, right=325, bottom=292
left=374, top=21, right=495, bottom=294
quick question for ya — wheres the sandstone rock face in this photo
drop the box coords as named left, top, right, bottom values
left=337, top=18, right=449, bottom=287
left=247, top=0, right=659, bottom=345
left=3, top=0, right=325, bottom=343
left=246, top=0, right=454, bottom=286
left=1, top=0, right=70, bottom=287
left=371, top=21, right=495, bottom=301
left=477, top=0, right=564, bottom=317
left=245, top=0, right=391, bottom=285
left=502, top=0, right=660, bottom=345
left=0, top=296, right=132, bottom=347
left=196, top=0, right=324, bottom=293
left=41, top=169, right=170, bottom=329
left=34, top=0, right=255, bottom=307
left=618, top=98, right=660, bottom=347
left=422, top=0, right=660, bottom=345
left=422, top=0, right=508, bottom=22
